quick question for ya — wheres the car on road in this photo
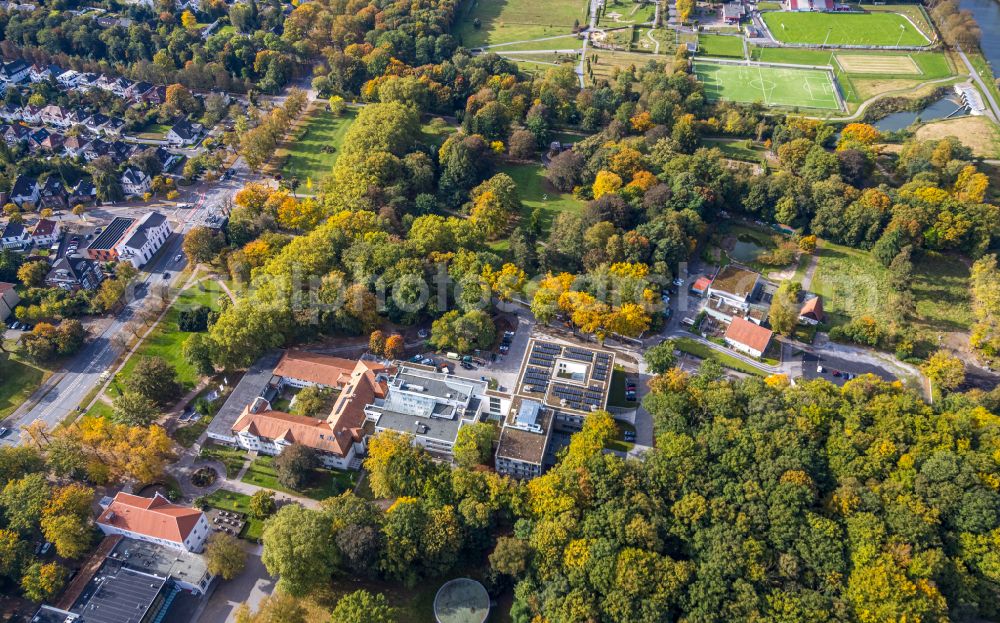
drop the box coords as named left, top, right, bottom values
left=0, top=427, right=9, bottom=438
left=174, top=254, right=183, bottom=263
left=817, top=365, right=825, bottom=373
left=162, top=272, right=170, bottom=279
left=673, top=278, right=684, bottom=286
left=410, top=355, right=423, bottom=363
left=420, top=357, right=435, bottom=366
left=417, top=328, right=429, bottom=339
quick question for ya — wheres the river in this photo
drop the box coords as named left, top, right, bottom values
left=960, top=0, right=1000, bottom=68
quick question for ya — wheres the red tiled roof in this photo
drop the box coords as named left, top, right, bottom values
left=724, top=317, right=773, bottom=353
left=273, top=350, right=357, bottom=388
left=233, top=407, right=356, bottom=456
left=0, top=282, right=14, bottom=294
left=31, top=218, right=56, bottom=237
left=96, top=493, right=203, bottom=545
left=692, top=277, right=712, bottom=292
left=800, top=296, right=824, bottom=320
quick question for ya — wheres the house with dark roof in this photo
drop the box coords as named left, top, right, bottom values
left=105, top=116, right=125, bottom=136
left=97, top=492, right=210, bottom=552
left=127, top=81, right=154, bottom=100
left=1, top=221, right=30, bottom=249
left=116, top=211, right=169, bottom=267
left=0, top=103, right=21, bottom=121
left=86, top=216, right=134, bottom=261
left=143, top=85, right=167, bottom=105
left=62, top=135, right=88, bottom=158
left=69, top=178, right=96, bottom=205
left=166, top=119, right=201, bottom=146
left=0, top=59, right=29, bottom=84
left=2, top=123, right=28, bottom=145
left=0, top=282, right=19, bottom=322
left=45, top=255, right=104, bottom=290
left=10, top=174, right=39, bottom=207
left=28, top=127, right=50, bottom=150
left=84, top=112, right=109, bottom=134
left=39, top=131, right=65, bottom=153
left=38, top=176, right=67, bottom=208
left=121, top=166, right=151, bottom=197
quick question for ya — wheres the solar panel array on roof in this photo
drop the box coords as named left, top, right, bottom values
left=592, top=352, right=611, bottom=382
left=552, top=382, right=602, bottom=411
left=564, top=348, right=595, bottom=363
left=523, top=366, right=550, bottom=392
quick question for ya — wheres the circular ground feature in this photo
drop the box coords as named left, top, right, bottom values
left=191, top=467, right=219, bottom=488
left=136, top=483, right=170, bottom=498
left=748, top=78, right=776, bottom=93
left=433, top=578, right=490, bottom=623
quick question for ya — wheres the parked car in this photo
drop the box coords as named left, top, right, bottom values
left=417, top=328, right=429, bottom=339
left=817, top=365, right=825, bottom=373
left=174, top=254, right=183, bottom=263
left=832, top=370, right=842, bottom=377
left=460, top=361, right=475, bottom=370
left=420, top=357, right=435, bottom=366
left=162, top=272, right=170, bottom=279
left=0, top=427, right=9, bottom=438
left=39, top=542, right=52, bottom=556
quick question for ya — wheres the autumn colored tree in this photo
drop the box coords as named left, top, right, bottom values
left=922, top=350, right=965, bottom=393
left=369, top=330, right=386, bottom=356
left=593, top=170, right=623, bottom=199
left=384, top=334, right=404, bottom=360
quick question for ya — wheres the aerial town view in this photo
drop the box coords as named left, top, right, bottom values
left=1, top=0, right=1000, bottom=619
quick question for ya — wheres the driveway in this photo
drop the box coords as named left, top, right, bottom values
left=196, top=554, right=274, bottom=623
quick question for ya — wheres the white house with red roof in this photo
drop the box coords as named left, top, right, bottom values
left=724, top=316, right=774, bottom=359
left=97, top=492, right=210, bottom=553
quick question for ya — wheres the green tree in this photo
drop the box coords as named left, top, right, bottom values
left=234, top=591, right=307, bottom=623
left=331, top=589, right=396, bottom=623
left=452, top=422, right=496, bottom=468
left=17, top=261, right=48, bottom=288
left=21, top=561, right=67, bottom=602
left=124, top=357, right=183, bottom=406
left=922, top=350, right=965, bottom=393
left=364, top=431, right=439, bottom=499
left=249, top=490, right=276, bottom=520
left=205, top=532, right=246, bottom=580
left=111, top=391, right=159, bottom=426
left=261, top=505, right=339, bottom=596
left=183, top=333, right=215, bottom=376
left=291, top=386, right=330, bottom=417
left=644, top=339, right=677, bottom=374
left=273, top=444, right=317, bottom=490
left=183, top=226, right=225, bottom=264
left=40, top=483, right=94, bottom=559
left=0, top=473, right=49, bottom=534
left=769, top=281, right=802, bottom=337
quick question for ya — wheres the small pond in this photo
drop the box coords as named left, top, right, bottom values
left=729, top=234, right=769, bottom=263
left=873, top=96, right=968, bottom=132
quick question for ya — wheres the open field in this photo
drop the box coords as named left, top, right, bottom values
left=703, top=137, right=767, bottom=162
left=499, top=163, right=586, bottom=235
left=836, top=53, right=919, bottom=74
left=278, top=108, right=356, bottom=184
left=599, top=0, right=656, bottom=26
left=811, top=242, right=972, bottom=347
left=587, top=49, right=666, bottom=84
left=454, top=0, right=588, bottom=48
left=488, top=35, right=584, bottom=52
left=698, top=33, right=744, bottom=58
left=0, top=353, right=49, bottom=420
left=914, top=116, right=1000, bottom=158
left=695, top=61, right=841, bottom=110
left=761, top=11, right=929, bottom=46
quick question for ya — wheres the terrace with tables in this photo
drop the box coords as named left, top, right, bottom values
left=206, top=508, right=246, bottom=538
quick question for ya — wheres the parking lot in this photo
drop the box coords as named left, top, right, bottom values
left=802, top=351, right=897, bottom=386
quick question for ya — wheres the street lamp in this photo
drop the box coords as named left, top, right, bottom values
left=895, top=23, right=905, bottom=47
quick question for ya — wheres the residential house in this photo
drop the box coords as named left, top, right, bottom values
left=28, top=63, right=54, bottom=82
left=38, top=176, right=67, bottom=209
left=110, top=77, right=133, bottom=98
left=1, top=222, right=31, bottom=249
left=39, top=131, right=65, bottom=153
left=0, top=282, right=19, bottom=322
left=28, top=127, right=50, bottom=150
left=121, top=166, right=151, bottom=197
left=65, top=108, right=89, bottom=127
left=20, top=104, right=41, bottom=124
left=74, top=72, right=99, bottom=91
left=0, top=59, right=29, bottom=84
left=166, top=119, right=200, bottom=146
left=104, top=117, right=125, bottom=136
left=799, top=295, right=825, bottom=325
left=86, top=216, right=134, bottom=261
left=69, top=178, right=97, bottom=205
left=109, top=140, right=135, bottom=162
left=704, top=264, right=765, bottom=324
left=62, top=135, right=88, bottom=158
left=115, top=211, right=169, bottom=267
left=142, top=85, right=167, bottom=105
left=97, top=492, right=211, bottom=553
left=83, top=138, right=111, bottom=161
left=10, top=175, right=39, bottom=208
left=30, top=218, right=60, bottom=245
left=690, top=276, right=712, bottom=297
left=39, top=104, right=69, bottom=128
left=127, top=81, right=154, bottom=101
left=722, top=2, right=746, bottom=23
left=93, top=74, right=114, bottom=92
left=723, top=316, right=773, bottom=358
left=56, top=69, right=80, bottom=88
left=2, top=123, right=28, bottom=145
left=0, top=104, right=20, bottom=121
left=45, top=256, right=104, bottom=290
left=84, top=113, right=109, bottom=134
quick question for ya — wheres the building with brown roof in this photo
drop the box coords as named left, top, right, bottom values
left=231, top=357, right=393, bottom=470
left=97, top=492, right=210, bottom=553
left=799, top=295, right=825, bottom=325
left=0, top=281, right=18, bottom=322
left=723, top=316, right=773, bottom=358
left=273, top=350, right=359, bottom=390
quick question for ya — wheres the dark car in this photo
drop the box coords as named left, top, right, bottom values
left=162, top=271, right=170, bottom=279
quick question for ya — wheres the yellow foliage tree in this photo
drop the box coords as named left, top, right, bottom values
left=593, top=170, right=623, bottom=199
left=181, top=10, right=198, bottom=29
left=954, top=165, right=989, bottom=203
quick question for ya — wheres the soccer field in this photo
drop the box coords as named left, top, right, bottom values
left=694, top=61, right=841, bottom=110
left=761, top=12, right=930, bottom=46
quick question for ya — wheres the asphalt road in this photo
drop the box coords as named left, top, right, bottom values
left=1, top=158, right=251, bottom=445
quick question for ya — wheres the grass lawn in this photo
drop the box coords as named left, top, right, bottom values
left=698, top=33, right=745, bottom=58
left=608, top=367, right=638, bottom=408
left=200, top=489, right=264, bottom=540
left=135, top=122, right=171, bottom=140
left=173, top=414, right=211, bottom=448
left=761, top=11, right=929, bottom=46
left=200, top=442, right=248, bottom=478
left=499, top=162, right=586, bottom=235
left=811, top=241, right=971, bottom=351
left=106, top=280, right=227, bottom=401
left=278, top=108, right=357, bottom=184
left=674, top=337, right=767, bottom=376
left=85, top=400, right=115, bottom=419
left=751, top=47, right=952, bottom=78
left=240, top=455, right=356, bottom=501
left=606, top=420, right=636, bottom=453
left=703, top=138, right=766, bottom=162
left=914, top=116, right=1000, bottom=159
left=0, top=353, right=49, bottom=420
left=694, top=61, right=841, bottom=110
left=454, top=0, right=589, bottom=48
left=488, top=35, right=584, bottom=52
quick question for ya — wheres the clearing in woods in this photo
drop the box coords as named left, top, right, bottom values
left=454, top=0, right=589, bottom=48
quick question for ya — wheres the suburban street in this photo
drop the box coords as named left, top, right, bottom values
left=0, top=158, right=252, bottom=445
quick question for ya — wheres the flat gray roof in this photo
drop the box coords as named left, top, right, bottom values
left=206, top=350, right=282, bottom=441
left=72, top=565, right=165, bottom=623
left=109, top=538, right=208, bottom=588
left=368, top=403, right=469, bottom=444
